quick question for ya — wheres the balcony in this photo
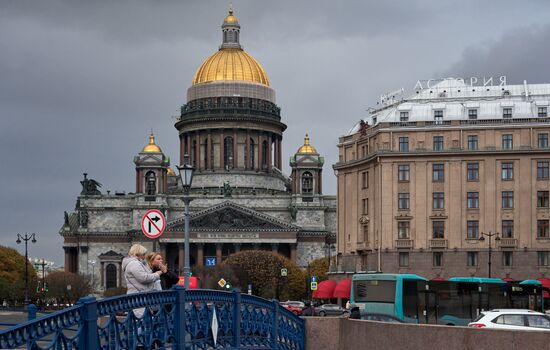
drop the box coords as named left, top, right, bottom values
left=430, top=239, right=448, bottom=249
left=395, top=239, right=413, bottom=249
left=498, top=238, right=518, bottom=248
left=356, top=242, right=371, bottom=252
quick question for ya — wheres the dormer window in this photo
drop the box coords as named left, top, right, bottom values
left=538, top=107, right=548, bottom=118
left=400, top=111, right=409, bottom=122
left=503, top=108, right=513, bottom=119
left=468, top=109, right=478, bottom=120
left=434, top=110, right=443, bottom=125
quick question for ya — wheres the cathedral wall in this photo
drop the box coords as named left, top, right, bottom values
left=297, top=241, right=326, bottom=267
left=191, top=172, right=287, bottom=191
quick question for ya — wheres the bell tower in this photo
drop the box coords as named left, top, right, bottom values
left=134, top=132, right=170, bottom=197
left=290, top=134, right=324, bottom=200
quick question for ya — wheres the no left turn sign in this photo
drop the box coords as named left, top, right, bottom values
left=141, top=209, right=165, bottom=239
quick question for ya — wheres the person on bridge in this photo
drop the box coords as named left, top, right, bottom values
left=122, top=244, right=162, bottom=318
left=146, top=252, right=179, bottom=290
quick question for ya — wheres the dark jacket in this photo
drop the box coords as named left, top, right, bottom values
left=152, top=266, right=180, bottom=290
left=302, top=306, right=316, bottom=316
left=349, top=307, right=361, bottom=319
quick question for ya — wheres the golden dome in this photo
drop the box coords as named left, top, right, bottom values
left=224, top=8, right=239, bottom=24
left=166, top=167, right=176, bottom=176
left=142, top=132, right=162, bottom=153
left=192, top=49, right=269, bottom=86
left=297, top=134, right=317, bottom=154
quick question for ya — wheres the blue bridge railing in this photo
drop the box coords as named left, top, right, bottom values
left=0, top=286, right=305, bottom=350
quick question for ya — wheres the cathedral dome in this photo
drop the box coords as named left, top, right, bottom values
left=142, top=132, right=162, bottom=153
left=192, top=8, right=269, bottom=86
left=297, top=134, right=317, bottom=154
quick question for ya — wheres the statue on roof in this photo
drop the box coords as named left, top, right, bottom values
left=223, top=181, right=233, bottom=197
left=80, top=173, right=102, bottom=195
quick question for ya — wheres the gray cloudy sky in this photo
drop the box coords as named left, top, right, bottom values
left=1, top=0, right=549, bottom=265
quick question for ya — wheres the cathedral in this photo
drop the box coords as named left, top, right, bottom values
left=59, top=9, right=336, bottom=291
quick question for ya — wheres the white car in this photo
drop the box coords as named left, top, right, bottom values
left=468, top=309, right=550, bottom=331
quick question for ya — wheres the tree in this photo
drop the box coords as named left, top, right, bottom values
left=45, top=271, right=92, bottom=304
left=0, top=245, right=38, bottom=305
left=192, top=264, right=241, bottom=290
left=307, top=256, right=335, bottom=283
left=222, top=251, right=306, bottom=301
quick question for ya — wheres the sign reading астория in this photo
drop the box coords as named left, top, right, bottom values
left=141, top=209, right=166, bottom=239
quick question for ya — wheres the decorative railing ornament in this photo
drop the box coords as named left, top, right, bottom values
left=0, top=287, right=304, bottom=350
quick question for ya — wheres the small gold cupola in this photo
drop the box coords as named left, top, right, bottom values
left=297, top=133, right=318, bottom=154
left=142, top=132, right=162, bottom=153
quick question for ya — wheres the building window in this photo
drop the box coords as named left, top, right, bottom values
left=502, top=134, right=513, bottom=150
left=467, top=192, right=479, bottom=209
left=537, top=161, right=549, bottom=179
left=468, top=109, right=478, bottom=120
left=433, top=136, right=444, bottom=151
left=362, top=225, right=369, bottom=243
left=399, top=137, right=409, bottom=152
left=433, top=192, right=445, bottom=209
left=261, top=140, right=268, bottom=169
left=248, top=138, right=255, bottom=168
left=432, top=163, right=444, bottom=182
left=398, top=221, right=410, bottom=239
left=538, top=191, right=549, bottom=208
left=301, top=172, right=313, bottom=195
left=467, top=252, right=478, bottom=266
left=433, top=252, right=443, bottom=267
left=467, top=220, right=479, bottom=239
left=502, top=191, right=514, bottom=209
left=467, top=162, right=479, bottom=181
left=362, top=171, right=368, bottom=188
left=467, top=135, right=478, bottom=150
left=400, top=111, right=409, bottom=122
left=398, top=193, right=410, bottom=210
left=537, top=220, right=549, bottom=238
left=105, top=263, right=117, bottom=289
left=433, top=221, right=445, bottom=239
left=503, top=108, right=513, bottom=119
left=538, top=133, right=549, bottom=149
left=501, top=162, right=514, bottom=180
left=502, top=220, right=514, bottom=238
left=145, top=171, right=156, bottom=196
left=224, top=136, right=234, bottom=169
left=503, top=252, right=513, bottom=267
left=362, top=198, right=368, bottom=215
left=434, top=110, right=444, bottom=124
left=398, top=164, right=410, bottom=182
left=539, top=107, right=548, bottom=118
left=538, top=252, right=549, bottom=266
left=399, top=252, right=409, bottom=267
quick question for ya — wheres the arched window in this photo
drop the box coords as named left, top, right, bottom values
left=105, top=264, right=117, bottom=289
left=224, top=136, right=234, bottom=169
left=262, top=140, right=268, bottom=169
left=145, top=171, right=156, bottom=195
left=302, top=172, right=313, bottom=195
left=249, top=138, right=255, bottom=168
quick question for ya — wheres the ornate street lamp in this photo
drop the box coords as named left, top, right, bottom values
left=177, top=155, right=195, bottom=289
left=16, top=233, right=37, bottom=306
left=479, top=231, right=500, bottom=278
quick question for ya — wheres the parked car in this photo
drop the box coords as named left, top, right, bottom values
left=280, top=301, right=304, bottom=315
left=315, top=304, right=349, bottom=317
left=360, top=312, right=404, bottom=323
left=468, top=309, right=550, bottom=331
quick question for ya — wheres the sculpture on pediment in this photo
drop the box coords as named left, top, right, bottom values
left=192, top=208, right=281, bottom=230
left=80, top=173, right=102, bottom=195
left=289, top=205, right=297, bottom=221
left=223, top=181, right=233, bottom=197
left=64, top=211, right=69, bottom=226
left=79, top=211, right=89, bottom=228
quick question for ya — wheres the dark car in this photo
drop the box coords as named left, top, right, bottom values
left=360, top=312, right=404, bottom=323
left=315, top=304, right=349, bottom=317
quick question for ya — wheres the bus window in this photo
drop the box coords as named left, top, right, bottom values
left=354, top=280, right=396, bottom=303
left=402, top=280, right=424, bottom=322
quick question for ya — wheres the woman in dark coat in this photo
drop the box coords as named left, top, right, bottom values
left=146, top=252, right=180, bottom=290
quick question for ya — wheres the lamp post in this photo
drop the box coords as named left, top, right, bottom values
left=16, top=233, right=37, bottom=306
left=177, top=155, right=195, bottom=289
left=479, top=231, right=500, bottom=278
left=88, top=260, right=96, bottom=291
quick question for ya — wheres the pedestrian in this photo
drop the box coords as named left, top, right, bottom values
left=301, top=301, right=316, bottom=316
left=146, top=252, right=179, bottom=290
left=349, top=306, right=361, bottom=319
left=345, top=300, right=351, bottom=310
left=122, top=244, right=162, bottom=318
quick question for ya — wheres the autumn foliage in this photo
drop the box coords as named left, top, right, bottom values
left=0, top=245, right=38, bottom=304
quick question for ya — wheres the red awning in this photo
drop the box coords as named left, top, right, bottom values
left=502, top=277, right=514, bottom=283
left=312, top=280, right=337, bottom=299
left=333, top=279, right=351, bottom=299
left=431, top=277, right=446, bottom=281
left=538, top=278, right=550, bottom=298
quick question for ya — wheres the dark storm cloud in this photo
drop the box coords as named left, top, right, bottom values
left=1, top=0, right=549, bottom=264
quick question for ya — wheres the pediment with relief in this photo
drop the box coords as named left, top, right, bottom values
left=167, top=201, right=299, bottom=232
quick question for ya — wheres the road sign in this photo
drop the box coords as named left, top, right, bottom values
left=141, top=209, right=165, bottom=239
left=310, top=282, right=318, bottom=291
left=311, top=276, right=317, bottom=283
left=205, top=257, right=216, bottom=266
left=218, top=278, right=227, bottom=288
left=281, top=268, right=288, bottom=277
